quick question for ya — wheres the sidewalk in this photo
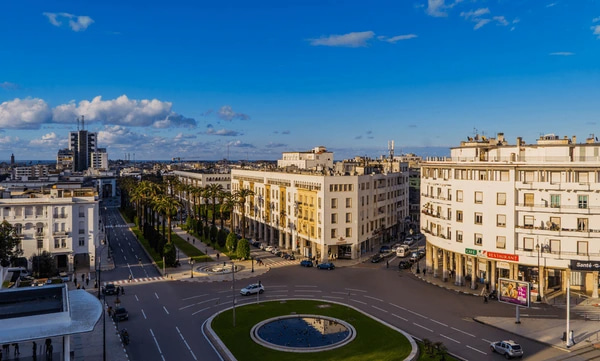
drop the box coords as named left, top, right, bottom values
left=410, top=257, right=600, bottom=357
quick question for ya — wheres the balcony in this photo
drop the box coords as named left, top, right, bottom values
left=515, top=225, right=600, bottom=238
left=53, top=231, right=69, bottom=236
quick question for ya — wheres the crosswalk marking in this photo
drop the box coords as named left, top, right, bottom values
left=103, top=276, right=166, bottom=286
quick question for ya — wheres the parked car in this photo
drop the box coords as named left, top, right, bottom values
left=270, top=248, right=280, bottom=254
left=300, top=259, right=313, bottom=267
left=102, top=283, right=117, bottom=295
left=398, top=260, right=411, bottom=269
left=489, top=340, right=523, bottom=358
left=409, top=252, right=419, bottom=262
left=274, top=251, right=283, bottom=257
left=240, top=283, right=265, bottom=296
left=371, top=254, right=384, bottom=263
left=265, top=246, right=274, bottom=252
left=286, top=253, right=296, bottom=260
left=317, top=262, right=335, bottom=270
left=113, top=307, right=129, bottom=321
left=379, top=245, right=391, bottom=254
left=403, top=237, right=414, bottom=246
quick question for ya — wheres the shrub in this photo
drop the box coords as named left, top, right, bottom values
left=226, top=233, right=238, bottom=252
left=236, top=239, right=250, bottom=260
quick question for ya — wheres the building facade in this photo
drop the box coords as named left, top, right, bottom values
left=69, top=129, right=98, bottom=172
left=277, top=146, right=334, bottom=170
left=231, top=157, right=409, bottom=261
left=0, top=187, right=99, bottom=272
left=421, top=133, right=600, bottom=299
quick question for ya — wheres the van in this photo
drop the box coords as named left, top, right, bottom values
left=396, top=245, right=410, bottom=257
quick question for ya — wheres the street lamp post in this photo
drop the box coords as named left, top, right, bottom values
left=232, top=262, right=236, bottom=327
left=190, top=258, right=195, bottom=278
left=536, top=241, right=542, bottom=302
left=251, top=256, right=254, bottom=273
left=97, top=255, right=106, bottom=361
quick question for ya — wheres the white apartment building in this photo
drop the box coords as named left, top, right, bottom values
left=277, top=146, right=334, bottom=170
left=421, top=133, right=600, bottom=299
left=12, top=165, right=49, bottom=180
left=173, top=170, right=232, bottom=212
left=90, top=149, right=109, bottom=171
left=0, top=187, right=99, bottom=273
left=231, top=157, right=409, bottom=261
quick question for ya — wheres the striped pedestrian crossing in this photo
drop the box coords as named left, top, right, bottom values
left=103, top=276, right=166, bottom=286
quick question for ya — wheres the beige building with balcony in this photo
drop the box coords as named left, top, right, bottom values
left=0, top=187, right=99, bottom=272
left=421, top=133, right=600, bottom=299
left=231, top=153, right=409, bottom=262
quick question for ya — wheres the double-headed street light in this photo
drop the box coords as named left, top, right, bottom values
left=535, top=241, right=542, bottom=302
left=190, top=258, right=195, bottom=278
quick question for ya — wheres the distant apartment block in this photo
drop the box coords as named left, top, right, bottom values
left=421, top=133, right=600, bottom=299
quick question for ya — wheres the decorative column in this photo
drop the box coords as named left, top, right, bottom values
left=455, top=255, right=463, bottom=286
left=470, top=256, right=477, bottom=289
left=491, top=260, right=497, bottom=292
left=433, top=246, right=439, bottom=278
left=442, top=249, right=448, bottom=282
left=593, top=271, right=599, bottom=299
left=425, top=242, right=433, bottom=274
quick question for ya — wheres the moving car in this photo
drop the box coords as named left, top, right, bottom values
left=240, top=283, right=265, bottom=296
left=317, top=262, right=335, bottom=270
left=403, top=237, right=414, bottom=246
left=102, top=283, right=117, bottom=295
left=398, top=260, right=411, bottom=269
left=489, top=340, right=523, bottom=359
left=265, top=246, right=274, bottom=252
left=379, top=245, right=391, bottom=254
left=300, top=259, right=313, bottom=267
left=371, top=254, right=384, bottom=263
left=113, top=307, right=129, bottom=321
left=396, top=245, right=410, bottom=257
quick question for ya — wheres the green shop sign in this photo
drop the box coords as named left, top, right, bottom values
left=465, top=248, right=478, bottom=256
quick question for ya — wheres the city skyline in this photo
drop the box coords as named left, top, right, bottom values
left=1, top=0, right=599, bottom=161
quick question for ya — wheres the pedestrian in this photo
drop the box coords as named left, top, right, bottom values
left=386, top=260, right=389, bottom=268
left=216, top=253, right=220, bottom=260
left=484, top=294, right=488, bottom=304
left=422, top=268, right=426, bottom=276
left=47, top=343, right=53, bottom=360
left=32, top=341, right=37, bottom=360
left=81, top=274, right=85, bottom=282
left=121, top=286, right=125, bottom=295
left=187, top=237, right=189, bottom=242
left=86, top=277, right=90, bottom=286
left=12, top=343, right=19, bottom=356
left=193, top=238, right=195, bottom=244
left=128, top=274, right=132, bottom=282
left=117, top=286, right=121, bottom=295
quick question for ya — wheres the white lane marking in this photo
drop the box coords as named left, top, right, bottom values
left=467, top=345, right=487, bottom=355
left=135, top=295, right=139, bottom=302
left=392, top=313, right=408, bottom=321
left=163, top=306, right=170, bottom=315
left=295, top=285, right=317, bottom=288
left=345, top=288, right=367, bottom=293
left=451, top=327, right=475, bottom=337
left=192, top=307, right=211, bottom=316
left=413, top=322, right=433, bottom=332
left=322, top=296, right=344, bottom=300
left=176, top=326, right=198, bottom=361
left=141, top=309, right=147, bottom=319
left=155, top=292, right=160, bottom=299
left=123, top=255, right=127, bottom=261
left=372, top=305, right=388, bottom=313
left=131, top=248, right=135, bottom=252
left=331, top=291, right=348, bottom=295
left=482, top=338, right=493, bottom=343
left=388, top=302, right=407, bottom=311
left=293, top=289, right=322, bottom=292
left=269, top=290, right=289, bottom=293
left=127, top=263, right=134, bottom=278
left=351, top=299, right=367, bottom=305
left=201, top=319, right=225, bottom=361
left=197, top=298, right=220, bottom=305
left=364, top=295, right=383, bottom=302
left=128, top=242, right=131, bottom=246
left=149, top=329, right=166, bottom=361
left=440, top=334, right=460, bottom=343
left=179, top=304, right=197, bottom=310
left=406, top=309, right=428, bottom=319
left=182, top=294, right=208, bottom=301
left=429, top=319, right=448, bottom=327
left=294, top=294, right=318, bottom=298
left=121, top=248, right=124, bottom=253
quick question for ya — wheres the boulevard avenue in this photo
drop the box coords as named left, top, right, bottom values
left=102, top=207, right=565, bottom=361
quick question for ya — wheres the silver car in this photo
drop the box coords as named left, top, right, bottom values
left=490, top=340, right=523, bottom=359
left=240, top=283, right=265, bottom=296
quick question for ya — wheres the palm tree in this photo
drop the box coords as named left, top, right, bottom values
left=153, top=194, right=181, bottom=244
left=234, top=187, right=254, bottom=240
left=207, top=184, right=223, bottom=227
left=201, top=186, right=211, bottom=228
left=220, top=192, right=234, bottom=230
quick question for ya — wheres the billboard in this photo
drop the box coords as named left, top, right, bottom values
left=498, top=278, right=530, bottom=307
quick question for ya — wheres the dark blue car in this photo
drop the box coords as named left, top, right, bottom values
left=300, top=260, right=313, bottom=267
left=317, top=262, right=335, bottom=270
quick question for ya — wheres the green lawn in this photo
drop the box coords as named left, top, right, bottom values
left=211, top=300, right=413, bottom=361
left=171, top=232, right=212, bottom=262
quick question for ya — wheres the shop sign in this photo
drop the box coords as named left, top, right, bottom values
left=478, top=261, right=487, bottom=271
left=465, top=248, right=478, bottom=256
left=570, top=260, right=600, bottom=271
left=496, top=261, right=510, bottom=270
left=487, top=251, right=519, bottom=262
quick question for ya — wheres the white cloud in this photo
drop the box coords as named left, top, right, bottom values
left=42, top=12, right=94, bottom=32
left=427, top=0, right=448, bottom=17
left=0, top=98, right=52, bottom=129
left=593, top=17, right=600, bottom=23
left=592, top=25, right=600, bottom=39
left=549, top=52, right=574, bottom=56
left=217, top=105, right=249, bottom=121
left=29, top=132, right=66, bottom=148
left=309, top=31, right=375, bottom=47
left=52, top=95, right=196, bottom=128
left=546, top=2, right=557, bottom=7
left=206, top=124, right=240, bottom=136
left=0, top=82, right=18, bottom=90
left=460, top=8, right=490, bottom=19
left=493, top=16, right=509, bottom=26
left=473, top=19, right=491, bottom=30
left=378, top=34, right=418, bottom=43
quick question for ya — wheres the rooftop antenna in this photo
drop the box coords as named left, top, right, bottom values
left=77, top=116, right=80, bottom=131
left=81, top=115, right=85, bottom=130
left=388, top=140, right=395, bottom=160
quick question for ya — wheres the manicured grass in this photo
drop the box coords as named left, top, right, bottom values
left=171, top=232, right=212, bottom=262
left=212, top=300, right=413, bottom=361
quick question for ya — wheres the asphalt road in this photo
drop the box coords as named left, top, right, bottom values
left=100, top=210, right=567, bottom=361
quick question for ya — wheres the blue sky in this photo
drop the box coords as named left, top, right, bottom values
left=1, top=0, right=599, bottom=161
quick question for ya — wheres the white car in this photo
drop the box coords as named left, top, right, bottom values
left=489, top=340, right=523, bottom=359
left=264, top=246, right=274, bottom=252
left=240, top=283, right=265, bottom=296
left=403, top=237, right=414, bottom=246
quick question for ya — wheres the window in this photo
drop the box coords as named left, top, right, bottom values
left=550, top=239, right=561, bottom=254
left=474, top=233, right=483, bottom=246
left=456, top=231, right=463, bottom=242
left=577, top=218, right=589, bottom=232
left=496, top=236, right=506, bottom=249
left=578, top=195, right=588, bottom=209
left=79, top=238, right=85, bottom=246
left=523, top=237, right=534, bottom=251
left=345, top=213, right=352, bottom=223
left=524, top=193, right=534, bottom=206
left=577, top=241, right=588, bottom=256
left=475, top=213, right=483, bottom=224
left=37, top=239, right=43, bottom=249
left=497, top=193, right=506, bottom=205
left=578, top=172, right=589, bottom=184
left=346, top=198, right=352, bottom=208
left=497, top=214, right=506, bottom=227
left=331, top=213, right=338, bottom=224
left=550, top=216, right=561, bottom=230
left=456, top=190, right=463, bottom=202
left=331, top=198, right=338, bottom=208
left=345, top=228, right=352, bottom=237
left=524, top=215, right=534, bottom=229
left=456, top=210, right=463, bottom=222
left=475, top=191, right=483, bottom=204
left=550, top=194, right=560, bottom=208
left=54, top=239, right=60, bottom=248
left=331, top=229, right=337, bottom=238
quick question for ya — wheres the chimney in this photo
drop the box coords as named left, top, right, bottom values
left=572, top=135, right=576, bottom=144
left=497, top=133, right=504, bottom=143
left=516, top=137, right=522, bottom=146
